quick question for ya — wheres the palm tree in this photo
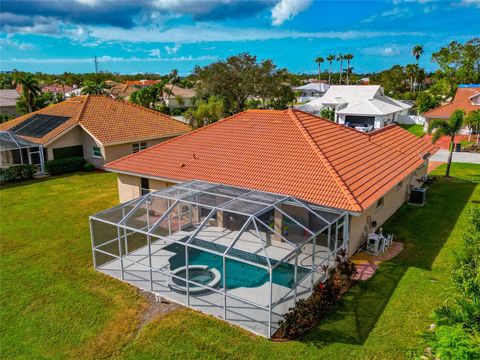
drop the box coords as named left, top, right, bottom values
left=326, top=55, right=335, bottom=85
left=412, top=45, right=424, bottom=65
left=15, top=73, right=41, bottom=113
left=166, top=69, right=179, bottom=108
left=343, top=54, right=353, bottom=85
left=337, top=54, right=344, bottom=85
left=405, top=64, right=417, bottom=93
left=314, top=57, right=324, bottom=80
left=81, top=80, right=110, bottom=95
left=428, top=109, right=465, bottom=177
left=412, top=45, right=424, bottom=91
left=464, top=110, right=480, bottom=143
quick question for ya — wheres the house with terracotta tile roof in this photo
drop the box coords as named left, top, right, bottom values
left=104, top=109, right=436, bottom=255
left=0, top=95, right=190, bottom=170
left=297, top=85, right=412, bottom=131
left=423, top=85, right=480, bottom=134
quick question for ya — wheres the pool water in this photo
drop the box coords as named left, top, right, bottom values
left=164, top=241, right=309, bottom=289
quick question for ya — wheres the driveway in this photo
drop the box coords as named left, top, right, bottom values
left=430, top=149, right=480, bottom=164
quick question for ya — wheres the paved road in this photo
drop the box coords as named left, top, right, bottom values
left=430, top=149, right=480, bottom=164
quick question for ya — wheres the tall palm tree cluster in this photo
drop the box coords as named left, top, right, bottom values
left=15, top=74, right=41, bottom=113
left=314, top=53, right=354, bottom=85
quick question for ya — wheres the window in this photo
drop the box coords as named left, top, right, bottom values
left=92, top=146, right=102, bottom=158
left=132, top=142, right=147, bottom=153
left=396, top=181, right=403, bottom=191
left=376, top=197, right=384, bottom=211
left=140, top=177, right=150, bottom=196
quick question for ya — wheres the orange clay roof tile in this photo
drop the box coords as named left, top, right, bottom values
left=0, top=95, right=190, bottom=145
left=106, top=109, right=437, bottom=212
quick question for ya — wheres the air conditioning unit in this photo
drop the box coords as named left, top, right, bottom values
left=409, top=187, right=426, bottom=206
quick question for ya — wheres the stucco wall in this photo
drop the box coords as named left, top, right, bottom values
left=348, top=163, right=427, bottom=255
left=82, top=130, right=105, bottom=168
left=45, top=126, right=84, bottom=160
left=104, top=137, right=175, bottom=168
left=424, top=117, right=470, bottom=135
left=117, top=173, right=176, bottom=203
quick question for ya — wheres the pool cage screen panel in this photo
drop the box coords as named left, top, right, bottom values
left=90, top=180, right=348, bottom=338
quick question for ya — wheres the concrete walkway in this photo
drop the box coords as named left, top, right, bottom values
left=430, top=149, right=480, bottom=164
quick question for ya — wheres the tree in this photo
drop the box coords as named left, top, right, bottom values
left=369, top=65, right=409, bottom=96
left=15, top=73, right=41, bottom=113
left=464, top=110, right=480, bottom=143
left=337, top=54, right=344, bottom=85
left=130, top=80, right=169, bottom=109
left=405, top=64, right=418, bottom=92
left=416, top=92, right=440, bottom=113
left=412, top=45, right=424, bottom=65
left=193, top=53, right=293, bottom=114
left=428, top=109, right=465, bottom=177
left=81, top=80, right=110, bottom=95
left=184, top=96, right=225, bottom=129
left=343, top=54, right=353, bottom=85
left=314, top=57, right=324, bottom=80
left=432, top=38, right=480, bottom=97
left=320, top=108, right=335, bottom=121
left=16, top=91, right=63, bottom=115
left=326, top=55, right=335, bottom=85
left=166, top=69, right=179, bottom=106
left=0, top=73, right=15, bottom=89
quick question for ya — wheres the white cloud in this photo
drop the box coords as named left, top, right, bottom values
left=0, top=38, right=34, bottom=51
left=149, top=48, right=161, bottom=58
left=165, top=43, right=181, bottom=55
left=271, top=0, right=313, bottom=25
left=460, top=0, right=480, bottom=8
left=87, top=24, right=424, bottom=44
left=361, top=45, right=403, bottom=57
left=1, top=55, right=217, bottom=64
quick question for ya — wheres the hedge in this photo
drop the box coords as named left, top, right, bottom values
left=0, top=164, right=37, bottom=183
left=45, top=157, right=86, bottom=175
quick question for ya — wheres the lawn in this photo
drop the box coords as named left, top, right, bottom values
left=1, top=166, right=479, bottom=359
left=400, top=124, right=424, bottom=137
left=431, top=162, right=480, bottom=182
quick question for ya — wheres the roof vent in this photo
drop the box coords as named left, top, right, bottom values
left=192, top=153, right=198, bottom=159
left=180, top=162, right=186, bottom=167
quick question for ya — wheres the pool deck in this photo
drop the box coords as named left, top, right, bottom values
left=96, top=227, right=335, bottom=337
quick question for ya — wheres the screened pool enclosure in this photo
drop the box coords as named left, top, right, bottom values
left=0, top=131, right=45, bottom=172
left=90, top=180, right=348, bottom=337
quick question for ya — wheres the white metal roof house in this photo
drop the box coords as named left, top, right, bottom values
left=296, top=85, right=412, bottom=132
left=0, top=89, right=20, bottom=116
left=294, top=82, right=330, bottom=103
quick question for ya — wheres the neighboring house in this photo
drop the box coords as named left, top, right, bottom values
left=294, top=82, right=329, bottom=103
left=163, top=85, right=196, bottom=110
left=124, top=79, right=162, bottom=89
left=65, top=88, right=83, bottom=98
left=105, top=108, right=436, bottom=256
left=41, top=84, right=76, bottom=95
left=297, top=85, right=412, bottom=131
left=0, top=89, right=20, bottom=116
left=0, top=95, right=190, bottom=170
left=105, top=80, right=137, bottom=99
left=423, top=84, right=480, bottom=134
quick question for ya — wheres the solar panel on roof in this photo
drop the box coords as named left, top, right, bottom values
left=10, top=114, right=71, bottom=138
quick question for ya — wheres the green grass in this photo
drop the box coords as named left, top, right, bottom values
left=400, top=124, right=424, bottom=137
left=1, top=169, right=478, bottom=359
left=430, top=162, right=480, bottom=182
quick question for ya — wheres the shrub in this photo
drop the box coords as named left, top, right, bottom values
left=278, top=249, right=357, bottom=338
left=45, top=157, right=86, bottom=175
left=0, top=164, right=37, bottom=183
left=425, top=206, right=480, bottom=358
left=83, top=163, right=95, bottom=172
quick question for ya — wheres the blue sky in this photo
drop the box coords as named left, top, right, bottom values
left=0, top=0, right=479, bottom=75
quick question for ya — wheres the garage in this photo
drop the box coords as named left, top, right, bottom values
left=345, top=115, right=375, bottom=128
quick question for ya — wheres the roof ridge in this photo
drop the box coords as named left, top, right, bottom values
left=288, top=109, right=363, bottom=211
left=105, top=110, right=250, bottom=169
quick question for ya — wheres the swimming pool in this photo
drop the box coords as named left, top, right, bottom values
left=164, top=240, right=309, bottom=289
